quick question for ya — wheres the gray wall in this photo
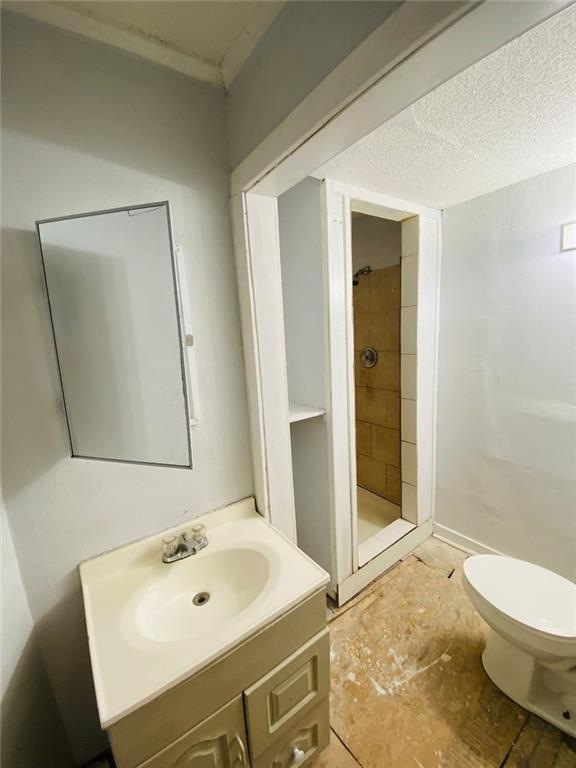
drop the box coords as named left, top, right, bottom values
left=1, top=12, right=253, bottom=763
left=352, top=215, right=401, bottom=272
left=1, top=503, right=75, bottom=768
left=278, top=178, right=325, bottom=409
left=437, top=164, right=576, bottom=580
left=227, top=0, right=402, bottom=168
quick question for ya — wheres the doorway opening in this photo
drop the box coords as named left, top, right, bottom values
left=352, top=213, right=405, bottom=564
left=251, top=175, right=439, bottom=604
left=349, top=205, right=423, bottom=569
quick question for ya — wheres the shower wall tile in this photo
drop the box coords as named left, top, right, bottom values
left=357, top=454, right=388, bottom=498
left=354, top=310, right=400, bottom=351
left=372, top=425, right=400, bottom=467
left=398, top=218, right=419, bottom=523
left=356, top=420, right=371, bottom=457
left=401, top=441, right=417, bottom=486
left=401, top=306, right=417, bottom=354
left=355, top=351, right=400, bottom=391
left=354, top=264, right=402, bottom=506
left=401, top=254, right=418, bottom=308
left=356, top=386, right=400, bottom=429
left=401, top=354, right=417, bottom=400
left=401, top=216, right=419, bottom=257
left=353, top=278, right=370, bottom=314
left=402, top=482, right=417, bottom=524
left=381, top=310, right=401, bottom=351
left=401, top=398, right=417, bottom=444
left=386, top=465, right=401, bottom=505
left=370, top=265, right=400, bottom=311
left=353, top=311, right=372, bottom=349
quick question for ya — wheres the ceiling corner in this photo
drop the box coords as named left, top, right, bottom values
left=219, top=1, right=286, bottom=89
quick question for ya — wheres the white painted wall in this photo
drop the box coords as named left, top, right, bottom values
left=1, top=12, right=252, bottom=762
left=436, top=164, right=576, bottom=580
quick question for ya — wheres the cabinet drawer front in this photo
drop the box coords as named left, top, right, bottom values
left=139, top=696, right=248, bottom=768
left=244, top=629, right=329, bottom=756
left=252, top=698, right=330, bottom=768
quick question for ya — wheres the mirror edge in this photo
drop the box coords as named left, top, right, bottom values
left=35, top=201, right=195, bottom=470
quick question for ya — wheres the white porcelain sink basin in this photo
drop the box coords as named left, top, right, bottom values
left=135, top=548, right=270, bottom=643
left=80, top=498, right=329, bottom=728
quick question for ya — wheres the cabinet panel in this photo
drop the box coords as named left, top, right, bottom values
left=244, top=629, right=329, bottom=756
left=140, top=696, right=248, bottom=768
left=252, top=699, right=330, bottom=768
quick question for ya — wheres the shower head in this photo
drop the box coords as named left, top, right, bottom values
left=353, top=265, right=372, bottom=286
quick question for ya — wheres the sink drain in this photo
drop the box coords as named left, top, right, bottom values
left=192, top=591, right=210, bottom=607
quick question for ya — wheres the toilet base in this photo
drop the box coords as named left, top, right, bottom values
left=482, top=629, right=576, bottom=738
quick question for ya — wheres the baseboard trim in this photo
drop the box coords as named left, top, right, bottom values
left=433, top=523, right=504, bottom=557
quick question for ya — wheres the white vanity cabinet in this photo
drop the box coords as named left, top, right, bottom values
left=107, top=590, right=330, bottom=768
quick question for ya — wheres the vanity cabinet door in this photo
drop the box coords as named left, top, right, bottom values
left=252, top=699, right=330, bottom=768
left=139, top=696, right=249, bottom=768
left=244, top=629, right=329, bottom=757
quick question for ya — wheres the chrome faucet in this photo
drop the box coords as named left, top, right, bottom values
left=162, top=524, right=208, bottom=563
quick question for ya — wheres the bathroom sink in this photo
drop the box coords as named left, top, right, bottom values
left=80, top=498, right=329, bottom=728
left=134, top=548, right=270, bottom=643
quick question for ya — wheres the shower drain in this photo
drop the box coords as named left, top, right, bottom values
left=192, top=591, right=210, bottom=607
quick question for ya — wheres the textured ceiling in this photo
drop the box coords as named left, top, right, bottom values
left=6, top=1, right=285, bottom=86
left=315, top=6, right=576, bottom=210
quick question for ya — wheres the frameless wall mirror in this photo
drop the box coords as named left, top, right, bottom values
left=37, top=202, right=194, bottom=468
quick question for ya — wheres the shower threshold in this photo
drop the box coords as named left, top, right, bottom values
left=358, top=518, right=416, bottom=567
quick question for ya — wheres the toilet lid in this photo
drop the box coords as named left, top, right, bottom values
left=464, top=555, right=576, bottom=639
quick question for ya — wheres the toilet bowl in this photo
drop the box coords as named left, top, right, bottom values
left=463, top=554, right=576, bottom=736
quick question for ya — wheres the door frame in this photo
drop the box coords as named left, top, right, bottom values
left=230, top=1, right=567, bottom=563
left=324, top=182, right=442, bottom=576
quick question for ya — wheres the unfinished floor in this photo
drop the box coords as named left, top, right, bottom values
left=313, top=538, right=576, bottom=768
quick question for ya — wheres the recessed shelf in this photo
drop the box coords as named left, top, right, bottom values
left=288, top=404, right=325, bottom=423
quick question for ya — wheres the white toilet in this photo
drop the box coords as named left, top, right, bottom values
left=463, top=554, right=576, bottom=737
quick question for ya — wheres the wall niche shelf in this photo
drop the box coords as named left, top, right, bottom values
left=288, top=405, right=325, bottom=424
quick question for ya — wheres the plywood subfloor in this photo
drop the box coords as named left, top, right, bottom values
left=313, top=537, right=576, bottom=768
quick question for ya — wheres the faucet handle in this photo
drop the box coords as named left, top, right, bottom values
left=162, top=535, right=179, bottom=559
left=190, top=523, right=207, bottom=542
left=182, top=523, right=207, bottom=544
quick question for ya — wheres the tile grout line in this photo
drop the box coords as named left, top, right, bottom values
left=331, top=726, right=365, bottom=767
